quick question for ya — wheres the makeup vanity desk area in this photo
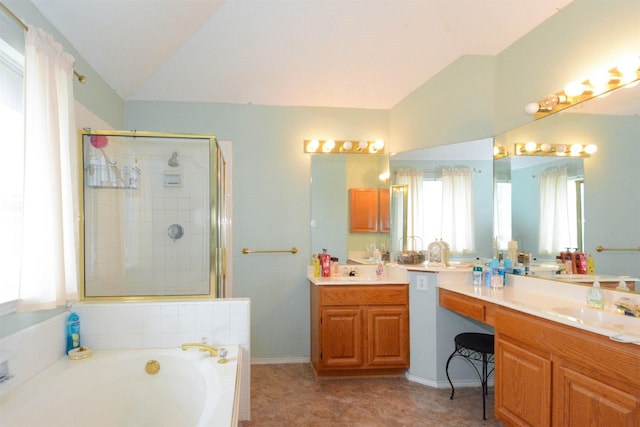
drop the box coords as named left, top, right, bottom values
left=438, top=275, right=640, bottom=427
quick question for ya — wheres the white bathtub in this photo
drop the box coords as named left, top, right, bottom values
left=0, top=345, right=241, bottom=427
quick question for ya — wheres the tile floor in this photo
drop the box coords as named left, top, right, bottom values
left=239, top=363, right=504, bottom=426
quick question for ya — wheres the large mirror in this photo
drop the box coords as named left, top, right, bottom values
left=310, top=154, right=389, bottom=264
left=389, top=138, right=495, bottom=263
left=495, top=83, right=640, bottom=292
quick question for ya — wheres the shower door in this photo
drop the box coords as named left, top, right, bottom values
left=79, top=130, right=226, bottom=299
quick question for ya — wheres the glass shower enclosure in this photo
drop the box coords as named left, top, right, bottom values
left=79, top=130, right=227, bottom=299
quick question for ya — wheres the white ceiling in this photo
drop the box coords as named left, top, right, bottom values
left=31, top=0, right=574, bottom=109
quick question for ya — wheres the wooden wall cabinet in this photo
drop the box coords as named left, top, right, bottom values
left=349, top=188, right=390, bottom=233
left=310, top=283, right=409, bottom=376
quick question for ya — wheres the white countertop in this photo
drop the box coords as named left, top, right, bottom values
left=438, top=275, right=640, bottom=345
left=308, top=275, right=409, bottom=285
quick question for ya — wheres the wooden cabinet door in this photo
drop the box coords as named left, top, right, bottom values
left=320, top=307, right=363, bottom=368
left=349, top=188, right=379, bottom=232
left=496, top=337, right=552, bottom=427
left=366, top=306, right=409, bottom=367
left=554, top=365, right=640, bottom=427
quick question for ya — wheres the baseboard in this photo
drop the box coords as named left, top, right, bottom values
left=251, top=356, right=311, bottom=365
left=405, top=373, right=494, bottom=389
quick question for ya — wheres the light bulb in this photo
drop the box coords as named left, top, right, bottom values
left=493, top=146, right=500, bottom=156
left=540, top=143, right=552, bottom=152
left=555, top=144, right=567, bottom=155
left=589, top=69, right=612, bottom=89
left=570, top=143, right=584, bottom=154
left=524, top=102, right=540, bottom=115
left=585, top=144, right=598, bottom=154
left=524, top=141, right=538, bottom=152
left=322, top=139, right=335, bottom=152
left=374, top=140, right=385, bottom=150
left=617, top=55, right=640, bottom=83
left=564, top=81, right=585, bottom=97
left=342, top=141, right=353, bottom=150
left=358, top=140, right=368, bottom=150
left=307, top=139, right=319, bottom=152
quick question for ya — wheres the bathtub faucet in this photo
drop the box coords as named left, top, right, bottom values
left=181, top=343, right=218, bottom=357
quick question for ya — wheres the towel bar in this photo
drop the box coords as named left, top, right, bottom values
left=242, top=247, right=298, bottom=254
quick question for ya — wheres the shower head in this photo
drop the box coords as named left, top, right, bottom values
left=168, top=152, right=179, bottom=167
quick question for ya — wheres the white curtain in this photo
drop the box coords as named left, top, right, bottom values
left=18, top=27, right=78, bottom=311
left=441, top=167, right=475, bottom=253
left=395, top=168, right=424, bottom=250
left=538, top=167, right=571, bottom=254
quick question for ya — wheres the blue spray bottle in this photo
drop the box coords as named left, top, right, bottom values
left=66, top=312, right=81, bottom=354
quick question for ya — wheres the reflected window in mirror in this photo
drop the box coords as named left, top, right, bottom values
left=538, top=167, right=584, bottom=255
left=395, top=167, right=476, bottom=254
left=494, top=180, right=512, bottom=250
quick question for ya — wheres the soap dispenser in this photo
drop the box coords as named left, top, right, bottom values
left=586, top=280, right=605, bottom=309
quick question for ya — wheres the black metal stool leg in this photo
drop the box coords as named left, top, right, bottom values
left=481, top=353, right=488, bottom=420
left=445, top=349, right=457, bottom=400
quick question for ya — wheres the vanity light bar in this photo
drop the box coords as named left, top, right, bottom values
left=525, top=56, right=640, bottom=120
left=514, top=142, right=597, bottom=158
left=303, top=139, right=385, bottom=154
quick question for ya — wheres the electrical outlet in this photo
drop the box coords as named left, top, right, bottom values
left=416, top=275, right=428, bottom=291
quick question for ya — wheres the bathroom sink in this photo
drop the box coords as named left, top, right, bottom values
left=558, top=274, right=601, bottom=281
left=550, top=307, right=640, bottom=333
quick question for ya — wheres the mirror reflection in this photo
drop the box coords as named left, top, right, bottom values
left=389, top=138, right=494, bottom=263
left=310, top=154, right=389, bottom=264
left=495, top=82, right=640, bottom=293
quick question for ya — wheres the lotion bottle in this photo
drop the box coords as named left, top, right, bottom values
left=586, top=281, right=605, bottom=309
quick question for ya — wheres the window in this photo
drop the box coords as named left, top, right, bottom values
left=0, top=28, right=24, bottom=305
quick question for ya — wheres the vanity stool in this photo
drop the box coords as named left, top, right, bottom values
left=445, top=332, right=495, bottom=420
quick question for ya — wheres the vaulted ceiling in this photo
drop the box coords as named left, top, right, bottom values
left=31, top=0, right=573, bottom=109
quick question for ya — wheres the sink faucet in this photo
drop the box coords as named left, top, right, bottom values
left=181, top=343, right=218, bottom=356
left=614, top=298, right=640, bottom=318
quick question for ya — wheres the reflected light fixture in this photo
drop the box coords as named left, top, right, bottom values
left=493, top=144, right=508, bottom=159
left=525, top=55, right=640, bottom=119
left=514, top=142, right=596, bottom=158
left=304, top=139, right=386, bottom=154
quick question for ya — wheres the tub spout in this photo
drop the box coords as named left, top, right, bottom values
left=181, top=343, right=218, bottom=357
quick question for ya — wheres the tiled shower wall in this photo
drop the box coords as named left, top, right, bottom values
left=0, top=299, right=251, bottom=421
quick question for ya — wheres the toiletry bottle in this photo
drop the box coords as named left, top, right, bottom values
left=66, top=312, right=81, bottom=354
left=473, top=258, right=483, bottom=289
left=504, top=257, right=513, bottom=275
left=586, top=281, right=605, bottom=309
left=587, top=254, right=595, bottom=274
left=376, top=260, right=384, bottom=279
left=484, top=263, right=492, bottom=287
left=312, top=254, right=320, bottom=277
left=320, top=249, right=331, bottom=277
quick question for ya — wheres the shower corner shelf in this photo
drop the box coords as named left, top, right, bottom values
left=85, top=165, right=140, bottom=190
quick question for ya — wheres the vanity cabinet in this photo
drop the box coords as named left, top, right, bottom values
left=438, top=288, right=496, bottom=326
left=439, top=289, right=640, bottom=426
left=495, top=307, right=640, bottom=426
left=349, top=188, right=389, bottom=233
left=310, top=283, right=409, bottom=376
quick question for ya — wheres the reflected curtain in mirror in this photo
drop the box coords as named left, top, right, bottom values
left=538, top=167, right=574, bottom=254
left=441, top=167, right=475, bottom=253
left=394, top=168, right=424, bottom=250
